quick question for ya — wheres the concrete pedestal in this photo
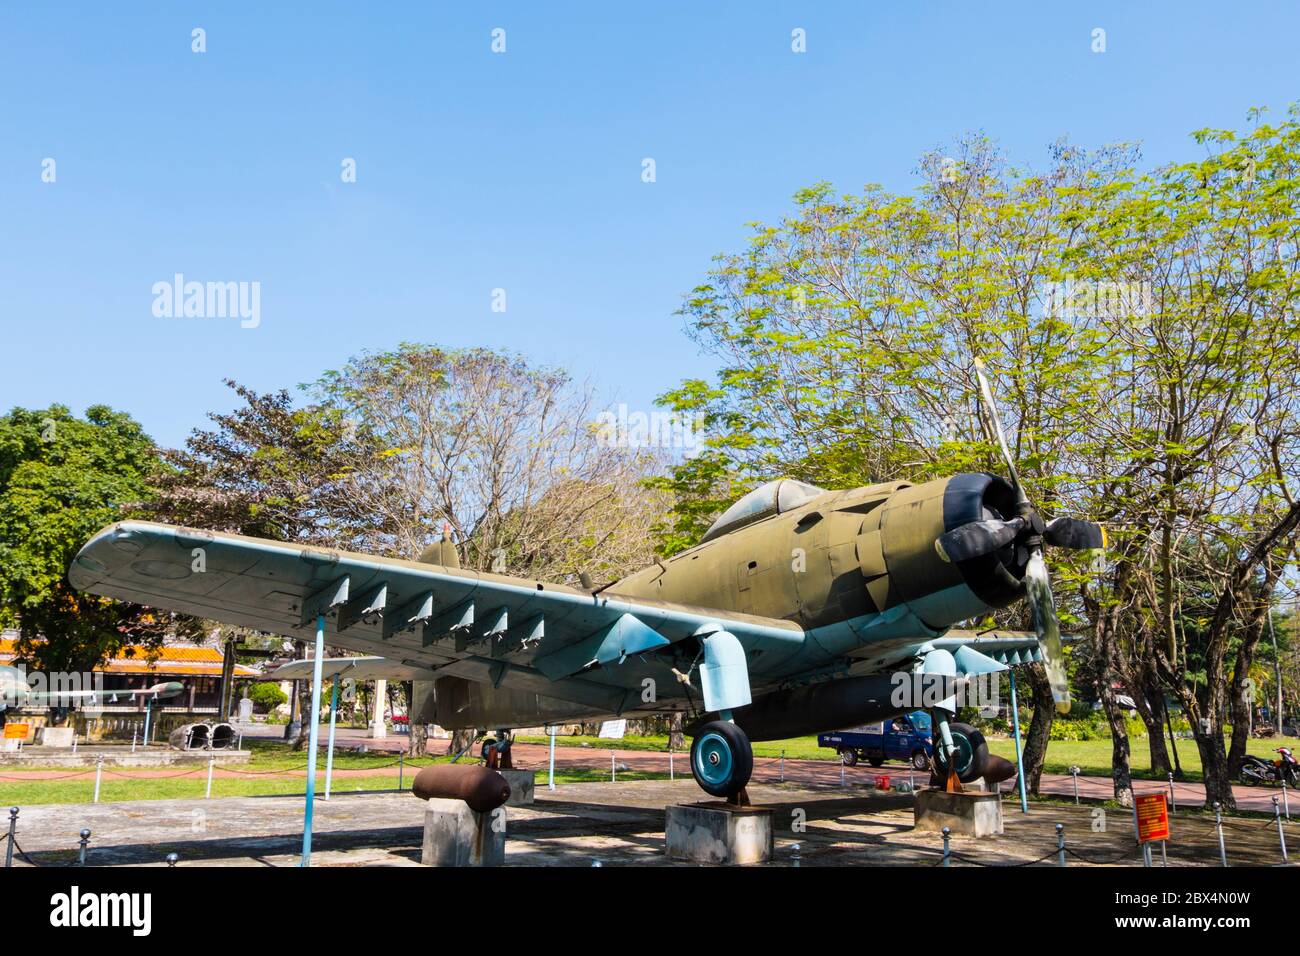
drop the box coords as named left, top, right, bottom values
left=914, top=787, right=1004, bottom=837
left=36, top=726, right=74, bottom=748
left=665, top=803, right=774, bottom=865
left=498, top=768, right=535, bottom=806
left=420, top=798, right=506, bottom=867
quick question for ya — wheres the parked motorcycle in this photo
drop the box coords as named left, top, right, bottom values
left=1239, top=747, right=1300, bottom=787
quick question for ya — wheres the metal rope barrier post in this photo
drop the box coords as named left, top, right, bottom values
left=77, top=829, right=91, bottom=867
left=300, top=611, right=327, bottom=868
left=93, top=756, right=104, bottom=804
left=610, top=750, right=616, bottom=783
left=1008, top=669, right=1029, bottom=813
left=840, top=759, right=845, bottom=787
left=1070, top=766, right=1080, bottom=804
left=131, top=729, right=137, bottom=753
left=5, top=808, right=16, bottom=868
left=780, top=749, right=785, bottom=783
left=941, top=826, right=951, bottom=867
left=668, top=746, right=674, bottom=781
left=324, top=677, right=340, bottom=801
left=1214, top=802, right=1228, bottom=867
left=1283, top=776, right=1291, bottom=821
left=206, top=757, right=215, bottom=799
left=1274, top=795, right=1289, bottom=863
left=1167, top=771, right=1177, bottom=813
left=165, top=853, right=178, bottom=867
left=398, top=752, right=405, bottom=792
left=1056, top=823, right=1066, bottom=867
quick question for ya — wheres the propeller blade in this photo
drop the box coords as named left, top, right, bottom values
left=1044, top=516, right=1106, bottom=551
left=972, top=358, right=1029, bottom=511
left=1023, top=547, right=1071, bottom=714
left=935, top=516, right=1026, bottom=563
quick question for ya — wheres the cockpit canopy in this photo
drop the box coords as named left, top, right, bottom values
left=700, top=479, right=826, bottom=543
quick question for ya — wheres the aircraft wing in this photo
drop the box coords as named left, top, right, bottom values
left=266, top=656, right=439, bottom=682
left=931, top=629, right=1080, bottom=666
left=70, top=521, right=805, bottom=712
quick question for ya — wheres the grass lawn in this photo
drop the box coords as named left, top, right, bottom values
left=0, top=753, right=669, bottom=806
left=519, top=731, right=1300, bottom=784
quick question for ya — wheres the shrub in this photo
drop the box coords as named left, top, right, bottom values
left=247, top=682, right=288, bottom=713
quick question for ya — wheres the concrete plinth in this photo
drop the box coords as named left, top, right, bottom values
left=36, top=726, right=74, bottom=748
left=914, top=787, right=1004, bottom=837
left=420, top=797, right=505, bottom=867
left=665, top=803, right=774, bottom=865
left=497, top=768, right=535, bottom=806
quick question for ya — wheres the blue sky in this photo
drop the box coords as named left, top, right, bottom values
left=1, top=2, right=1296, bottom=449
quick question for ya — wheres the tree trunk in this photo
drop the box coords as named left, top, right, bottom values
left=1021, top=663, right=1055, bottom=794
left=408, top=722, right=428, bottom=757
left=1137, top=677, right=1172, bottom=777
left=448, top=728, right=477, bottom=757
left=292, top=679, right=313, bottom=751
left=1098, top=682, right=1134, bottom=807
left=1196, top=725, right=1236, bottom=810
left=669, top=711, right=685, bottom=752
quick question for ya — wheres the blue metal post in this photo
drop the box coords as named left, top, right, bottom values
left=1009, top=670, right=1029, bottom=813
left=301, top=613, right=326, bottom=866
left=324, top=678, right=340, bottom=800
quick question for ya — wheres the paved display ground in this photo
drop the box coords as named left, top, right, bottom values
left=6, top=775, right=1296, bottom=867
left=235, top=722, right=1292, bottom=815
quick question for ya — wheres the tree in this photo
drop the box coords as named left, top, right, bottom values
left=0, top=405, right=199, bottom=716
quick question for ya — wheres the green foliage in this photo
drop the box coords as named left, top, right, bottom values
left=246, top=682, right=288, bottom=713
left=0, top=405, right=194, bottom=673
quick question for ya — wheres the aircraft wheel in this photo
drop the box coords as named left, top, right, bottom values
left=911, top=750, right=930, bottom=771
left=691, top=721, right=753, bottom=798
left=931, top=722, right=988, bottom=784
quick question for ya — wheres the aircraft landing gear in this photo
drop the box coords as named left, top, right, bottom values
left=690, top=720, right=753, bottom=800
left=930, top=720, right=988, bottom=786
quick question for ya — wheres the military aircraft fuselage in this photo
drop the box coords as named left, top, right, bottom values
left=426, top=472, right=1030, bottom=739
left=611, top=472, right=1025, bottom=635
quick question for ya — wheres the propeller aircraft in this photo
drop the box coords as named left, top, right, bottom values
left=68, top=363, right=1102, bottom=800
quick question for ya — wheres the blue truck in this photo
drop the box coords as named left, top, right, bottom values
left=818, top=712, right=934, bottom=769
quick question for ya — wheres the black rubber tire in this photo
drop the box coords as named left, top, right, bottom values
left=690, top=721, right=754, bottom=798
left=911, top=750, right=930, bottom=771
left=868, top=755, right=884, bottom=768
left=931, top=722, right=988, bottom=783
left=841, top=749, right=859, bottom=766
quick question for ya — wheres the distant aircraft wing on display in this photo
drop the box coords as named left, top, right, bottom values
left=70, top=521, right=806, bottom=713
left=266, top=656, right=439, bottom=682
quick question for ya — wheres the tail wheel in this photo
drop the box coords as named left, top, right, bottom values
left=690, top=721, right=753, bottom=798
left=931, top=722, right=988, bottom=784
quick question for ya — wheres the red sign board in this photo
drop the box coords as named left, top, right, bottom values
left=1135, top=793, right=1170, bottom=843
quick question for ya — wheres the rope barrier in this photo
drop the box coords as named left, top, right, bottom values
left=946, top=848, right=1061, bottom=867
left=1064, top=844, right=1144, bottom=864
left=8, top=837, right=45, bottom=867
left=99, top=767, right=204, bottom=779
left=0, top=768, right=98, bottom=781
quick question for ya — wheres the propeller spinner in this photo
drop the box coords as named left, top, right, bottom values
left=932, top=358, right=1105, bottom=713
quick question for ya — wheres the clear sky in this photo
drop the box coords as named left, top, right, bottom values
left=1, top=2, right=1296, bottom=449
